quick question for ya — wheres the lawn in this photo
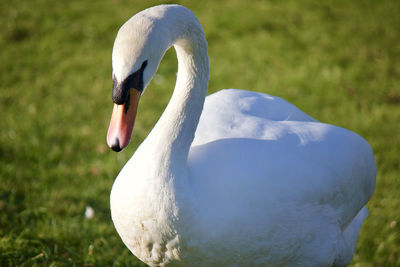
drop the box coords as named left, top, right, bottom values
left=1, top=0, right=399, bottom=266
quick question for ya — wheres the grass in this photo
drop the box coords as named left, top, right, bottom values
left=1, top=0, right=399, bottom=266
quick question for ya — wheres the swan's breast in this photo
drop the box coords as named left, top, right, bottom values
left=110, top=157, right=184, bottom=266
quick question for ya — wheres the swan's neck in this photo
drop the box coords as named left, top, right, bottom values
left=138, top=23, right=209, bottom=177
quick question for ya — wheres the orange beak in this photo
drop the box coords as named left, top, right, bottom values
left=107, top=88, right=141, bottom=152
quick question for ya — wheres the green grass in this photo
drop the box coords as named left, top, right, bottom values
left=1, top=0, right=399, bottom=266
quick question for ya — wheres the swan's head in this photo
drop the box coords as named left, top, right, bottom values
left=107, top=6, right=174, bottom=152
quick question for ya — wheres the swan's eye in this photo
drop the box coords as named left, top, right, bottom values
left=141, top=60, right=148, bottom=70
left=112, top=60, right=148, bottom=104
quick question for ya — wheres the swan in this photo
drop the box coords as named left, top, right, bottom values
left=106, top=4, right=376, bottom=267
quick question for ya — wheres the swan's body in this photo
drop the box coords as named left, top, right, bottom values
left=107, top=5, right=376, bottom=267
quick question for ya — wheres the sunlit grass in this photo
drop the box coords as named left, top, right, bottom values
left=1, top=0, right=399, bottom=266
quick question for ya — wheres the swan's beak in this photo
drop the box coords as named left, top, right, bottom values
left=107, top=88, right=141, bottom=152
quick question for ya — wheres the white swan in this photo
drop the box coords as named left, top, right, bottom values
left=106, top=5, right=376, bottom=267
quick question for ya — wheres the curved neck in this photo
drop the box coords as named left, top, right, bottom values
left=138, top=21, right=209, bottom=172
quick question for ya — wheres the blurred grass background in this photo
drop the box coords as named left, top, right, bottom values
left=1, top=0, right=399, bottom=266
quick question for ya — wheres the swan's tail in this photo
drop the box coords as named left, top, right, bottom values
left=333, top=207, right=369, bottom=267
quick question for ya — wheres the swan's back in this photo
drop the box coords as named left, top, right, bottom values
left=187, top=89, right=376, bottom=266
left=191, top=89, right=375, bottom=222
left=193, top=89, right=317, bottom=146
